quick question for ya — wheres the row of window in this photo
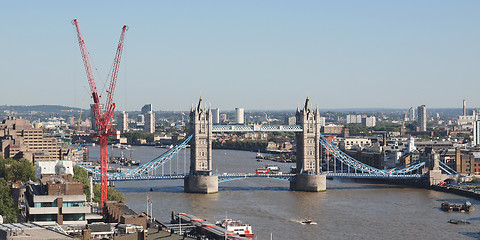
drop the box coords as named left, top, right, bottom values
left=33, top=201, right=86, bottom=208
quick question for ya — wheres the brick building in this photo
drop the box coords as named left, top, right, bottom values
left=0, top=117, right=83, bottom=163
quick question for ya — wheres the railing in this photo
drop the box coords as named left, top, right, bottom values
left=212, top=125, right=303, bottom=132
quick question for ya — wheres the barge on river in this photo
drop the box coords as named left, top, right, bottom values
left=441, top=201, right=475, bottom=212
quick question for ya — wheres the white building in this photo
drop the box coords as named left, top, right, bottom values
left=319, top=117, right=326, bottom=127
left=144, top=111, right=155, bottom=133
left=362, top=116, right=376, bottom=127
left=212, top=108, right=220, bottom=124
left=346, top=115, right=362, bottom=124
left=417, top=105, right=427, bottom=132
left=339, top=138, right=372, bottom=150
left=473, top=120, right=480, bottom=146
left=285, top=116, right=296, bottom=125
left=458, top=115, right=476, bottom=130
left=235, top=108, right=245, bottom=124
left=408, top=107, right=416, bottom=121
left=117, top=111, right=128, bottom=132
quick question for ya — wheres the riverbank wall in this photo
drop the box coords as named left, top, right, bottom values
left=430, top=185, right=480, bottom=200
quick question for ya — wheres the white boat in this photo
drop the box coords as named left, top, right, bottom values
left=301, top=218, right=317, bottom=225
left=265, top=164, right=280, bottom=172
left=216, top=219, right=254, bottom=239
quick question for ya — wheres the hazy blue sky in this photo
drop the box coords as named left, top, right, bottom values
left=1, top=1, right=479, bottom=111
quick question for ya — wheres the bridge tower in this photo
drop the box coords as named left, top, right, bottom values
left=290, top=97, right=326, bottom=192
left=426, top=150, right=448, bottom=186
left=184, top=97, right=218, bottom=193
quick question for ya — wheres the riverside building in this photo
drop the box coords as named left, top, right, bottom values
left=0, top=117, right=83, bottom=163
left=25, top=160, right=90, bottom=226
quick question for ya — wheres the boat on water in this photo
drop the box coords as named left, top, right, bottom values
left=256, top=168, right=270, bottom=174
left=256, top=152, right=264, bottom=159
left=448, top=219, right=471, bottom=225
left=265, top=164, right=280, bottom=172
left=216, top=219, right=254, bottom=239
left=441, top=201, right=475, bottom=212
left=301, top=218, right=317, bottom=225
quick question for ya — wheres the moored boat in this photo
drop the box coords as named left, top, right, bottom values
left=216, top=219, right=254, bottom=239
left=448, top=219, right=471, bottom=224
left=441, top=201, right=475, bottom=212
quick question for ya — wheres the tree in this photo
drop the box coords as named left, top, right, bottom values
left=92, top=184, right=125, bottom=203
left=0, top=178, right=17, bottom=223
left=73, top=165, right=91, bottom=200
left=0, top=158, right=36, bottom=183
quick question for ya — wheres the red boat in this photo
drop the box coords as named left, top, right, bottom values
left=256, top=168, right=270, bottom=174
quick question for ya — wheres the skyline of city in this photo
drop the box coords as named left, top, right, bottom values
left=1, top=1, right=480, bottom=111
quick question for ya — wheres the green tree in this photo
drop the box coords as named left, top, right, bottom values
left=73, top=165, right=91, bottom=200
left=92, top=184, right=125, bottom=203
left=0, top=178, right=17, bottom=223
left=0, top=158, right=36, bottom=183
left=121, top=132, right=154, bottom=144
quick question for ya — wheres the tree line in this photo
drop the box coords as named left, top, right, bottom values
left=0, top=156, right=36, bottom=223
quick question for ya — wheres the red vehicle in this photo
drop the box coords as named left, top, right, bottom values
left=256, top=168, right=270, bottom=174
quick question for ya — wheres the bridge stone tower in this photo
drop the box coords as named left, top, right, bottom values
left=184, top=97, right=218, bottom=193
left=290, top=97, right=326, bottom=192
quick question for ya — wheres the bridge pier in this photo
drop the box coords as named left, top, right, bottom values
left=290, top=174, right=326, bottom=192
left=184, top=175, right=218, bottom=194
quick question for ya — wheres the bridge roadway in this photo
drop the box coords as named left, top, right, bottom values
left=94, top=172, right=425, bottom=182
left=212, top=125, right=303, bottom=132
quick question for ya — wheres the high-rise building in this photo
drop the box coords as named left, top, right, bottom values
left=409, top=107, right=416, bottom=121
left=285, top=116, right=296, bottom=125
left=346, top=114, right=363, bottom=124
left=235, top=108, right=245, bottom=124
left=473, top=120, right=480, bottom=146
left=319, top=117, right=326, bottom=127
left=362, top=116, right=376, bottom=127
left=117, top=111, right=128, bottom=132
left=407, top=136, right=417, bottom=153
left=141, top=104, right=152, bottom=115
left=144, top=111, right=155, bottom=133
left=418, top=105, right=427, bottom=132
left=212, top=108, right=220, bottom=124
left=463, top=99, right=467, bottom=116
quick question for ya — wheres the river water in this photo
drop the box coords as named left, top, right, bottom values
left=88, top=146, right=480, bottom=240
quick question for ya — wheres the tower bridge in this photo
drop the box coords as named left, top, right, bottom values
left=78, top=97, right=457, bottom=193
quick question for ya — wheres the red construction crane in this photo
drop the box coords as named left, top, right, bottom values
left=72, top=19, right=128, bottom=209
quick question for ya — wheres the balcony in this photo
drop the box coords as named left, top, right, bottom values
left=28, top=206, right=58, bottom=215
left=62, top=206, right=91, bottom=214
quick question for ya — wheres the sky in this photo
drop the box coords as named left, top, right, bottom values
left=1, top=1, right=479, bottom=111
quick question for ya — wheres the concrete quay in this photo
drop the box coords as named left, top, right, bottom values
left=431, top=184, right=480, bottom=200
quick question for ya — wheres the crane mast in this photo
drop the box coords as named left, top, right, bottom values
left=72, top=19, right=128, bottom=209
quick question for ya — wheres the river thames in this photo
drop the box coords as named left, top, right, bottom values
left=89, top=146, right=480, bottom=239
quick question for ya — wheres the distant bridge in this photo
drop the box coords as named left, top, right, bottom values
left=77, top=97, right=458, bottom=192
left=91, top=172, right=426, bottom=183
